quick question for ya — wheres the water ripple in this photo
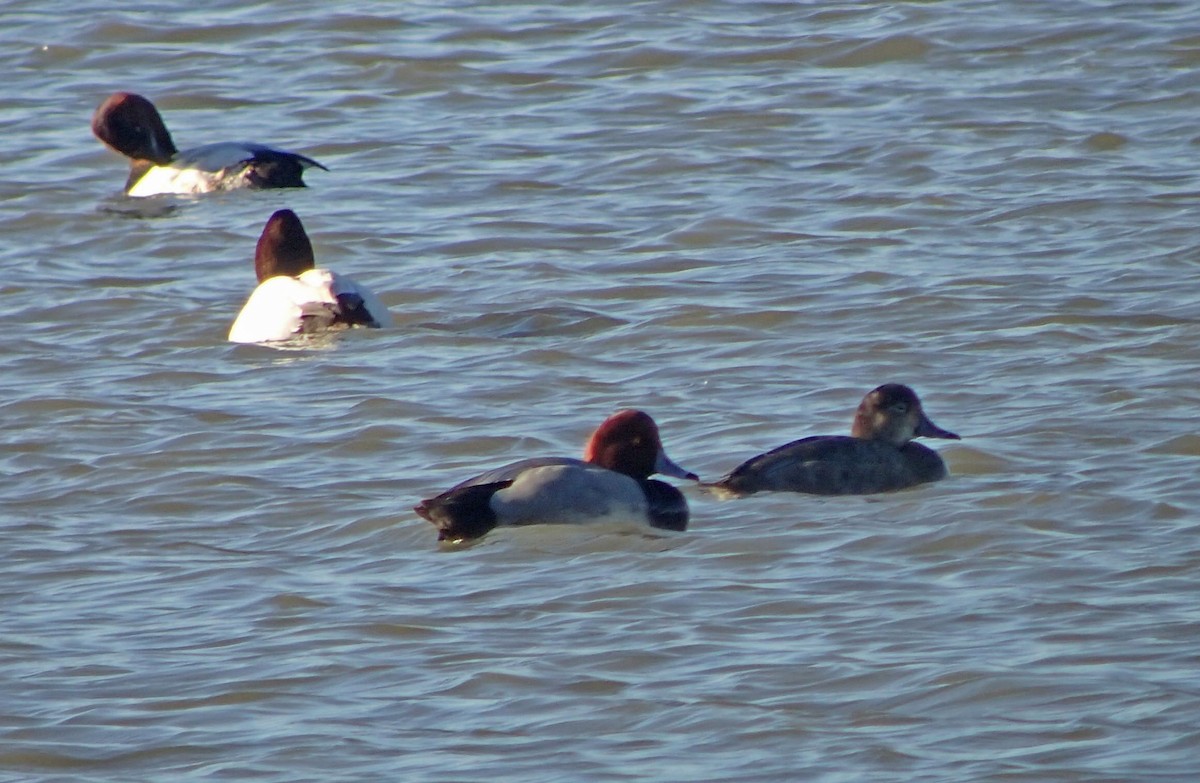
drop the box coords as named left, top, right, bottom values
left=2, top=1, right=1199, bottom=782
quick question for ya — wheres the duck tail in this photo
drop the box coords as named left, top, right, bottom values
left=698, top=475, right=753, bottom=500
left=333, top=292, right=380, bottom=328
left=414, top=481, right=510, bottom=542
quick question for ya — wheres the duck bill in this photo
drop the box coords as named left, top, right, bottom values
left=915, top=413, right=960, bottom=440
left=655, top=450, right=699, bottom=481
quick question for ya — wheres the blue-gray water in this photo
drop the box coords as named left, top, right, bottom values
left=3, top=1, right=1199, bottom=781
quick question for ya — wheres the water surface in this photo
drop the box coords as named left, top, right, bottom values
left=2, top=2, right=1199, bottom=781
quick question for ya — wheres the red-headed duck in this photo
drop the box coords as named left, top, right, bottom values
left=415, top=410, right=699, bottom=542
left=228, top=209, right=391, bottom=344
left=92, top=92, right=327, bottom=197
left=709, top=384, right=960, bottom=497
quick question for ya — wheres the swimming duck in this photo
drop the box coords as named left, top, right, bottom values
left=228, top=209, right=391, bottom=344
left=709, top=384, right=960, bottom=497
left=415, top=410, right=699, bottom=542
left=92, top=92, right=327, bottom=197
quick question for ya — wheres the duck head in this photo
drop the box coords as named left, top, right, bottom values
left=850, top=383, right=959, bottom=447
left=255, top=209, right=316, bottom=282
left=92, top=92, right=179, bottom=165
left=582, top=410, right=698, bottom=482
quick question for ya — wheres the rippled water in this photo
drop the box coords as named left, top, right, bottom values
left=3, top=1, right=1200, bottom=781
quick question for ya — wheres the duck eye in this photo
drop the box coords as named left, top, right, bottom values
left=890, top=403, right=908, bottom=414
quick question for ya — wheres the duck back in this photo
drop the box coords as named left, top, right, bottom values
left=489, top=465, right=650, bottom=527
left=714, top=435, right=948, bottom=497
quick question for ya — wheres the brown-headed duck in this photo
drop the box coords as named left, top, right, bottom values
left=415, top=410, right=699, bottom=542
left=92, top=92, right=326, bottom=197
left=709, top=383, right=960, bottom=497
left=228, top=209, right=391, bottom=344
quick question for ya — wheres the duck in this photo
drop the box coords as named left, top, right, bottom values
left=228, top=209, right=391, bottom=344
left=92, top=92, right=327, bottom=197
left=708, top=383, right=960, bottom=497
left=415, top=410, right=699, bottom=542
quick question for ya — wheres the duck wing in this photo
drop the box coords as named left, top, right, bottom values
left=714, top=436, right=937, bottom=496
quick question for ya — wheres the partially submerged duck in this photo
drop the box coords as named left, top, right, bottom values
left=709, top=384, right=959, bottom=497
left=228, top=209, right=390, bottom=344
left=415, top=410, right=699, bottom=542
left=92, top=92, right=326, bottom=197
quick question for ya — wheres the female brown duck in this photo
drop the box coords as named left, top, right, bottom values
left=710, top=384, right=959, bottom=497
